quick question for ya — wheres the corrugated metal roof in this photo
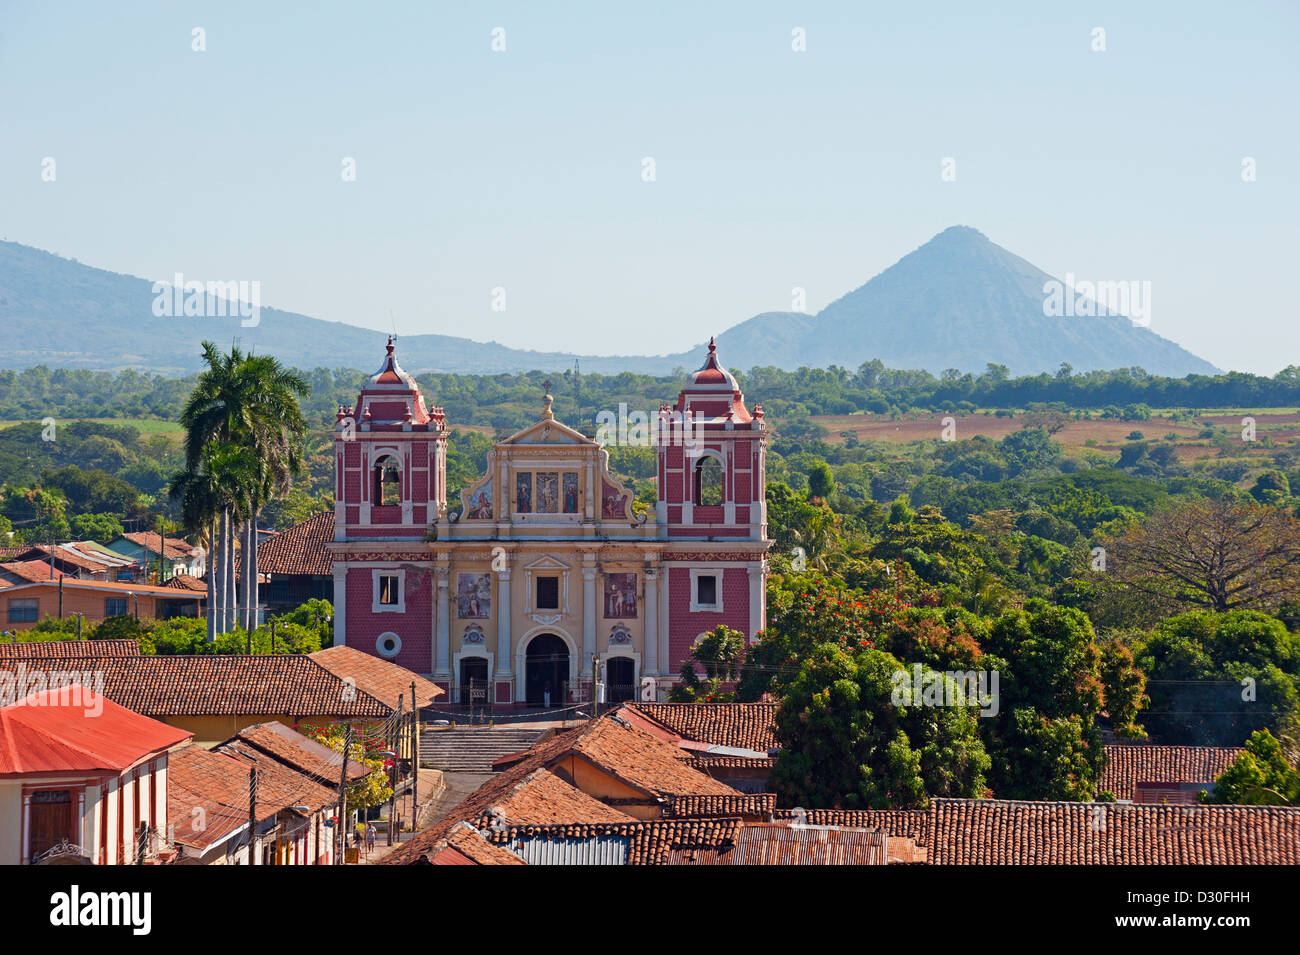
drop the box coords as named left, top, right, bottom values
left=730, top=825, right=887, bottom=865
left=510, top=834, right=630, bottom=866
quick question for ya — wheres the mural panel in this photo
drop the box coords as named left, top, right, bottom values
left=456, top=572, right=492, bottom=618
left=603, top=572, right=637, bottom=618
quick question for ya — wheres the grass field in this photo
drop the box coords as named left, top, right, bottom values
left=0, top=417, right=184, bottom=438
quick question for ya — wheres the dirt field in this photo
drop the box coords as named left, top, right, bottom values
left=811, top=411, right=1300, bottom=459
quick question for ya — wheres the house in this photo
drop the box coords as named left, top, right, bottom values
left=0, top=685, right=192, bottom=864
left=0, top=638, right=141, bottom=660
left=5, top=544, right=137, bottom=581
left=0, top=651, right=391, bottom=745
left=1100, top=743, right=1245, bottom=804
left=328, top=337, right=771, bottom=706
left=0, top=577, right=204, bottom=632
left=255, top=512, right=334, bottom=614
left=106, top=532, right=206, bottom=582
left=167, top=733, right=345, bottom=866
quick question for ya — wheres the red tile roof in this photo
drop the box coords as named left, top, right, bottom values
left=2, top=654, right=390, bottom=718
left=228, top=721, right=369, bottom=785
left=120, top=532, right=199, bottom=561
left=630, top=819, right=742, bottom=865
left=309, top=645, right=444, bottom=709
left=164, top=574, right=208, bottom=592
left=0, top=560, right=66, bottom=582
left=384, top=715, right=740, bottom=864
left=426, top=824, right=528, bottom=866
left=0, top=687, right=192, bottom=776
left=255, top=512, right=334, bottom=576
left=624, top=702, right=778, bottom=753
left=663, top=793, right=776, bottom=819
left=1101, top=744, right=1245, bottom=801
left=0, top=639, right=141, bottom=660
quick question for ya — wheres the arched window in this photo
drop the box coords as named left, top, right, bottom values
left=693, top=455, right=723, bottom=506
left=373, top=456, right=401, bottom=506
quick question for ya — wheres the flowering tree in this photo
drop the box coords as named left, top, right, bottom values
left=300, top=722, right=393, bottom=810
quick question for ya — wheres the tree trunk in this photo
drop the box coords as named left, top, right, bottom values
left=215, top=511, right=227, bottom=636
left=226, top=510, right=237, bottom=634
left=206, top=517, right=217, bottom=641
left=244, top=517, right=255, bottom=632
left=250, top=509, right=260, bottom=631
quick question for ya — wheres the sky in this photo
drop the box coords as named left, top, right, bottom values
left=2, top=1, right=1297, bottom=374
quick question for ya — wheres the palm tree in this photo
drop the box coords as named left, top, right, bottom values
left=178, top=343, right=309, bottom=636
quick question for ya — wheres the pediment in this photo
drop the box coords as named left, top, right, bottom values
left=500, top=417, right=594, bottom=447
left=522, top=554, right=571, bottom=571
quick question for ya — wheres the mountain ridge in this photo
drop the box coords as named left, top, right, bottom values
left=0, top=229, right=1217, bottom=377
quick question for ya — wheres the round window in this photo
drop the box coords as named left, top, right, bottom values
left=376, top=632, right=402, bottom=659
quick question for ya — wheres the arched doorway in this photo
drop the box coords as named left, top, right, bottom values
left=525, top=634, right=569, bottom=707
left=459, top=657, right=489, bottom=710
left=606, top=657, right=635, bottom=704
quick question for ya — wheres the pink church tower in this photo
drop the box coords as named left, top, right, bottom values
left=656, top=338, right=770, bottom=673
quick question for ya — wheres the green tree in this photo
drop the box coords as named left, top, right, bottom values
left=769, top=644, right=989, bottom=809
left=1204, top=729, right=1300, bottom=805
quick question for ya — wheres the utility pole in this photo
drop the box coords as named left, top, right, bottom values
left=247, top=763, right=258, bottom=865
left=410, top=681, right=418, bottom=828
left=390, top=694, right=402, bottom=847
left=336, top=726, right=352, bottom=865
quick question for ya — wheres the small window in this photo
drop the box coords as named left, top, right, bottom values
left=696, top=575, right=718, bottom=607
left=379, top=575, right=400, bottom=606
left=536, top=576, right=560, bottom=610
left=694, top=456, right=723, bottom=506
left=105, top=597, right=129, bottom=617
left=8, top=598, right=38, bottom=623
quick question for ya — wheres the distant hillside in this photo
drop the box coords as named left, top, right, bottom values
left=0, top=229, right=1217, bottom=377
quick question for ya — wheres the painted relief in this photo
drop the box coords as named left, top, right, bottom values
left=456, top=572, right=492, bottom=618
left=516, top=472, right=532, bottom=514
left=465, top=478, right=493, bottom=520
left=603, top=572, right=637, bottom=618
left=602, top=479, right=629, bottom=519
left=536, top=472, right=559, bottom=513
left=562, top=472, right=579, bottom=513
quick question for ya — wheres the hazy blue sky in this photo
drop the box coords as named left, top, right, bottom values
left=2, top=1, right=1297, bottom=373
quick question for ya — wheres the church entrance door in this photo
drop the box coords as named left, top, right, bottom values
left=525, top=634, right=569, bottom=707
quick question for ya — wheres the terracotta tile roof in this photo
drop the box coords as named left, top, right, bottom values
left=167, top=742, right=337, bottom=853
left=120, top=532, right=199, bottom=561
left=687, top=754, right=776, bottom=770
left=471, top=768, right=635, bottom=830
left=18, top=545, right=116, bottom=574
left=0, top=639, right=140, bottom=660
left=663, top=793, right=776, bottom=819
left=166, top=745, right=257, bottom=851
left=384, top=715, right=740, bottom=864
left=0, top=560, right=66, bottom=582
left=413, top=823, right=527, bottom=865
left=624, top=702, right=778, bottom=752
left=567, top=716, right=740, bottom=799
left=0, top=577, right=202, bottom=599
left=776, top=808, right=933, bottom=846
left=309, top=645, right=444, bottom=709
left=1101, top=744, right=1245, bottom=801
left=630, top=819, right=742, bottom=865
left=14, top=655, right=390, bottom=719
left=0, top=687, right=192, bottom=776
left=164, top=574, right=208, bottom=592
left=229, top=721, right=369, bottom=785
left=822, top=799, right=1300, bottom=865
left=255, top=513, right=334, bottom=576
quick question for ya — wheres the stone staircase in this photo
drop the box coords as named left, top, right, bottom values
left=419, top=727, right=546, bottom=773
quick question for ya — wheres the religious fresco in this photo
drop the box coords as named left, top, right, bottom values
left=603, top=572, right=637, bottom=618
left=562, top=472, right=579, bottom=513
left=456, top=572, right=492, bottom=618
left=515, top=472, right=532, bottom=513
left=465, top=478, right=493, bottom=520
left=536, top=472, right=559, bottom=513
left=602, top=479, right=629, bottom=519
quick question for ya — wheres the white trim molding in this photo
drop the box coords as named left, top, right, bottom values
left=371, top=568, right=406, bottom=613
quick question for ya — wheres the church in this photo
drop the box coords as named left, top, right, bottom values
left=327, top=337, right=770, bottom=707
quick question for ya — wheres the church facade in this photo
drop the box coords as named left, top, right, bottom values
left=328, top=337, right=770, bottom=707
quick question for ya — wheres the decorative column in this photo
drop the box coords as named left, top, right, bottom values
left=496, top=563, right=512, bottom=676
left=332, top=566, right=347, bottom=647
left=658, top=565, right=671, bottom=676
left=582, top=560, right=597, bottom=675
left=643, top=562, right=659, bottom=676
left=748, top=561, right=765, bottom=642
left=434, top=564, right=450, bottom=677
